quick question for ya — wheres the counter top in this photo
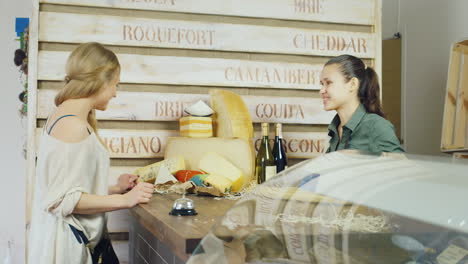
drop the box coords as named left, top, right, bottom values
left=130, top=193, right=236, bottom=261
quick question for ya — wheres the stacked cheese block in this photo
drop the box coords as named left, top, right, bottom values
left=166, top=89, right=255, bottom=194
left=179, top=116, right=213, bottom=138
left=179, top=100, right=214, bottom=138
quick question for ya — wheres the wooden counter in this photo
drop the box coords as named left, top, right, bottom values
left=129, top=193, right=236, bottom=263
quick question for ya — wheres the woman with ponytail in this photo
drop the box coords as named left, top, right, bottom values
left=319, top=54, right=404, bottom=153
left=28, top=43, right=154, bottom=264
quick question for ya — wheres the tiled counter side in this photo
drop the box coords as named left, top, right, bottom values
left=129, top=193, right=236, bottom=264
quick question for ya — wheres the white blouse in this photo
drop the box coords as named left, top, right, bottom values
left=28, top=131, right=110, bottom=264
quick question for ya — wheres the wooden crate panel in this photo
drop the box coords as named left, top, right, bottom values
left=253, top=131, right=329, bottom=159
left=40, top=0, right=375, bottom=25
left=38, top=51, right=324, bottom=90
left=35, top=128, right=329, bottom=159
left=102, top=129, right=178, bottom=159
left=37, top=89, right=335, bottom=124
left=441, top=41, right=468, bottom=152
left=441, top=49, right=461, bottom=149
left=39, top=12, right=376, bottom=58
left=454, top=53, right=468, bottom=148
left=452, top=152, right=468, bottom=159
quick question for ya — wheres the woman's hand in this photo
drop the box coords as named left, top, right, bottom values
left=114, top=173, right=138, bottom=194
left=122, top=182, right=154, bottom=208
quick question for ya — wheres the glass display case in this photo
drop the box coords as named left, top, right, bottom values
left=187, top=150, right=468, bottom=264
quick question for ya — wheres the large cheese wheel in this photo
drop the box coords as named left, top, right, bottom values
left=209, top=89, right=254, bottom=139
left=164, top=137, right=255, bottom=186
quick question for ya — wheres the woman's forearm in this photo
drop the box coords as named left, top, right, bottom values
left=108, top=185, right=122, bottom=195
left=73, top=193, right=129, bottom=215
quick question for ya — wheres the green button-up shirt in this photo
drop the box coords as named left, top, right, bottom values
left=327, top=104, right=404, bottom=153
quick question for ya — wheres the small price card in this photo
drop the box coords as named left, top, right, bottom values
left=437, top=244, right=468, bottom=264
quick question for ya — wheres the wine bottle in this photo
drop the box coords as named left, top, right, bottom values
left=255, top=123, right=276, bottom=184
left=272, top=123, right=287, bottom=173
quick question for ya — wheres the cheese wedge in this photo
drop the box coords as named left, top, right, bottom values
left=134, top=156, right=185, bottom=183
left=209, top=89, right=254, bottom=139
left=199, top=152, right=246, bottom=192
left=185, top=100, right=214, bottom=116
left=164, top=137, right=255, bottom=185
left=155, top=166, right=178, bottom=185
left=204, top=174, right=233, bottom=193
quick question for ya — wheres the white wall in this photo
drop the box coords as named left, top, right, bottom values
left=382, top=0, right=399, bottom=40
left=383, top=0, right=468, bottom=155
left=0, top=0, right=32, bottom=262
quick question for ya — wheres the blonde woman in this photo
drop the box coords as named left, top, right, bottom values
left=28, top=42, right=154, bottom=264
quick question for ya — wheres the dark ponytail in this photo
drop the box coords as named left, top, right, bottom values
left=325, top=55, right=385, bottom=117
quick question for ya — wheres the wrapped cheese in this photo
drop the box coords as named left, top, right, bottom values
left=134, top=156, right=185, bottom=184
left=189, top=174, right=208, bottom=186
left=175, top=170, right=204, bottom=183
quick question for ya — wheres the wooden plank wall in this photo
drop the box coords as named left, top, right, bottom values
left=28, top=0, right=382, bottom=232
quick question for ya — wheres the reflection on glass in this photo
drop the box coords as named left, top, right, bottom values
left=188, top=151, right=468, bottom=264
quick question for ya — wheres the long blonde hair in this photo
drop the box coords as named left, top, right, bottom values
left=55, top=42, right=120, bottom=138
